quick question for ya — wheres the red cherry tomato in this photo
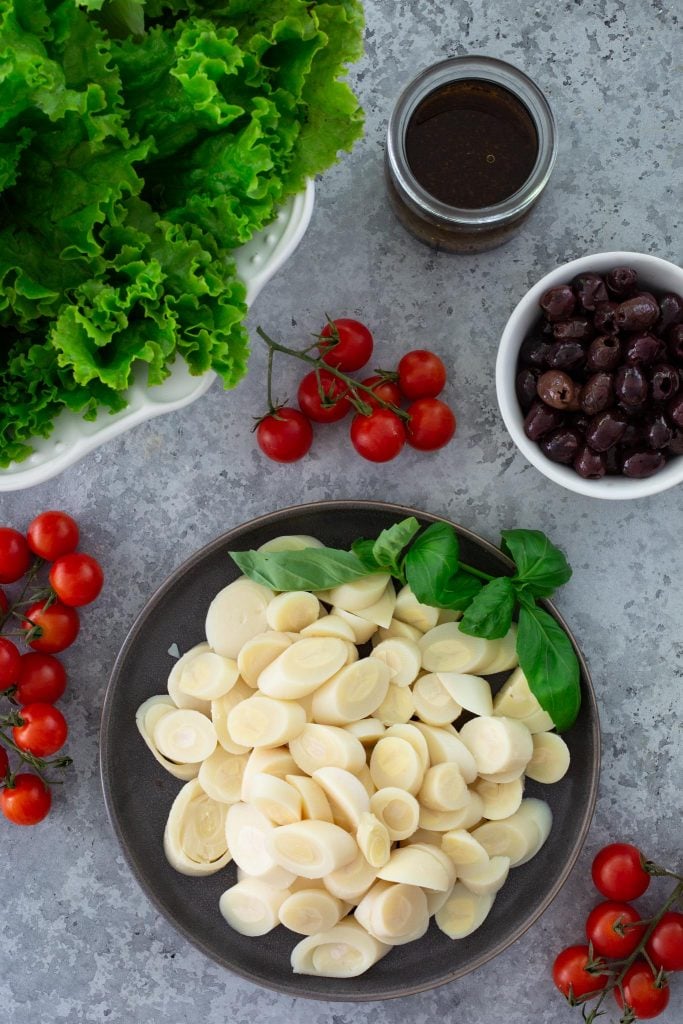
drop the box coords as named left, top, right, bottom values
left=0, top=746, right=9, bottom=779
left=13, top=702, right=68, bottom=757
left=0, top=587, right=8, bottom=614
left=297, top=370, right=351, bottom=423
left=614, top=961, right=670, bottom=1019
left=350, top=409, right=406, bottom=463
left=592, top=843, right=650, bottom=901
left=256, top=408, right=313, bottom=463
left=585, top=901, right=645, bottom=959
left=0, top=527, right=31, bottom=584
left=319, top=318, right=374, bottom=372
left=552, top=945, right=609, bottom=1001
left=26, top=511, right=79, bottom=560
left=0, top=773, right=51, bottom=825
left=361, top=375, right=403, bottom=410
left=406, top=398, right=456, bottom=451
left=15, top=653, right=67, bottom=705
left=397, top=350, right=447, bottom=400
left=0, top=637, right=22, bottom=687
left=645, top=911, right=683, bottom=972
left=22, top=600, right=80, bottom=654
left=49, top=553, right=104, bottom=607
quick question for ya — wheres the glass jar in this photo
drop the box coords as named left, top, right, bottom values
left=385, top=56, right=557, bottom=253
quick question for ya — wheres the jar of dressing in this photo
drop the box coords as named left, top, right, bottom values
left=385, top=56, right=557, bottom=253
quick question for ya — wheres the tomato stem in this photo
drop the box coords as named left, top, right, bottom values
left=0, top=557, right=45, bottom=633
left=0, top=728, right=72, bottom=784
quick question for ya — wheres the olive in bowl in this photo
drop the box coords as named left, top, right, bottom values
left=496, top=252, right=683, bottom=499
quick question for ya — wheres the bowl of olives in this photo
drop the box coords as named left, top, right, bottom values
left=496, top=251, right=683, bottom=498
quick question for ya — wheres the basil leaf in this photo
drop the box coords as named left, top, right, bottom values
left=230, top=547, right=370, bottom=591
left=459, top=577, right=515, bottom=638
left=501, top=529, right=572, bottom=598
left=404, top=522, right=459, bottom=606
left=351, top=538, right=381, bottom=571
left=434, top=570, right=483, bottom=612
left=516, top=605, right=581, bottom=732
left=372, top=517, right=420, bottom=579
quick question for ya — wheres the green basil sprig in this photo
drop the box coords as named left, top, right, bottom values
left=229, top=518, right=581, bottom=731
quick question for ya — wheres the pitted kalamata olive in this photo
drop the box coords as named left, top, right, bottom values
left=621, top=450, right=666, bottom=478
left=593, top=301, right=620, bottom=335
left=516, top=368, right=540, bottom=410
left=586, top=335, right=621, bottom=371
left=605, top=266, right=638, bottom=297
left=644, top=413, right=672, bottom=450
left=667, top=393, right=683, bottom=429
left=669, top=429, right=683, bottom=455
left=579, top=372, right=614, bottom=416
left=650, top=363, right=680, bottom=402
left=615, top=293, right=660, bottom=331
left=615, top=364, right=648, bottom=407
left=546, top=340, right=586, bottom=371
left=519, top=336, right=552, bottom=368
left=623, top=333, right=664, bottom=365
left=573, top=445, right=607, bottom=479
left=540, top=285, right=576, bottom=321
left=524, top=400, right=565, bottom=441
left=585, top=410, right=628, bottom=451
left=573, top=273, right=608, bottom=311
left=552, top=317, right=594, bottom=342
left=536, top=370, right=577, bottom=409
left=657, top=293, right=683, bottom=333
left=540, top=427, right=582, bottom=464
left=666, top=324, right=683, bottom=363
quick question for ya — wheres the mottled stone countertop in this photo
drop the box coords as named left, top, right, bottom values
left=1, top=1, right=681, bottom=1022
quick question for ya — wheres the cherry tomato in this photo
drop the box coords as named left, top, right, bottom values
left=645, top=911, right=683, bottom=972
left=319, top=318, right=373, bottom=372
left=397, top=350, right=447, bottom=400
left=552, top=944, right=609, bottom=1000
left=0, top=746, right=9, bottom=779
left=256, top=408, right=313, bottom=463
left=406, top=398, right=456, bottom=451
left=361, top=375, right=403, bottom=410
left=26, top=511, right=79, bottom=560
left=49, top=553, right=104, bottom=607
left=297, top=370, right=351, bottom=423
left=350, top=409, right=406, bottom=462
left=0, top=773, right=51, bottom=825
left=614, top=961, right=670, bottom=1019
left=0, top=588, right=8, bottom=614
left=586, top=900, right=645, bottom=959
left=22, top=600, right=80, bottom=654
left=13, top=702, right=68, bottom=757
left=592, top=843, right=650, bottom=901
left=15, top=653, right=67, bottom=705
left=0, top=527, right=31, bottom=584
left=0, top=637, right=22, bottom=687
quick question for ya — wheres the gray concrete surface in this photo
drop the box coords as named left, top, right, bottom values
left=1, top=1, right=681, bottom=1022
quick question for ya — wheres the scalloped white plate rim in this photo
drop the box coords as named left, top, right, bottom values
left=0, top=181, right=315, bottom=491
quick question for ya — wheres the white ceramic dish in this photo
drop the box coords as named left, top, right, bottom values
left=496, top=251, right=683, bottom=500
left=0, top=182, right=315, bottom=492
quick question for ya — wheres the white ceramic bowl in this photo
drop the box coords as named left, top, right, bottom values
left=496, top=251, right=683, bottom=499
left=0, top=181, right=315, bottom=492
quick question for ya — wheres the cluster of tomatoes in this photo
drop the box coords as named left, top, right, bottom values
left=553, top=843, right=682, bottom=1020
left=0, top=511, right=104, bottom=826
left=256, top=318, right=457, bottom=463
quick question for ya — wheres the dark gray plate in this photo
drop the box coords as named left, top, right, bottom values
left=100, top=500, right=600, bottom=1001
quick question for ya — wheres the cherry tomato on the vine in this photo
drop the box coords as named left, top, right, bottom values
left=585, top=900, right=645, bottom=959
left=297, top=370, right=351, bottom=424
left=592, top=843, right=650, bottom=901
left=319, top=318, right=373, bottom=372
left=397, top=349, right=447, bottom=400
left=406, top=398, right=456, bottom=451
left=0, top=746, right=9, bottom=779
left=22, top=600, right=80, bottom=654
left=49, top=553, right=104, bottom=607
left=645, top=911, right=683, bottom=972
left=0, top=637, right=22, bottom=687
left=614, top=961, right=670, bottom=1019
left=27, top=511, right=79, bottom=561
left=0, top=527, right=31, bottom=584
left=13, top=702, right=68, bottom=758
left=361, top=375, right=403, bottom=410
left=257, top=408, right=313, bottom=463
left=0, top=773, right=51, bottom=826
left=552, top=945, right=609, bottom=1001
left=350, top=409, right=406, bottom=463
left=15, top=653, right=67, bottom=705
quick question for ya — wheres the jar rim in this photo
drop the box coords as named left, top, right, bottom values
left=386, top=56, right=558, bottom=228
